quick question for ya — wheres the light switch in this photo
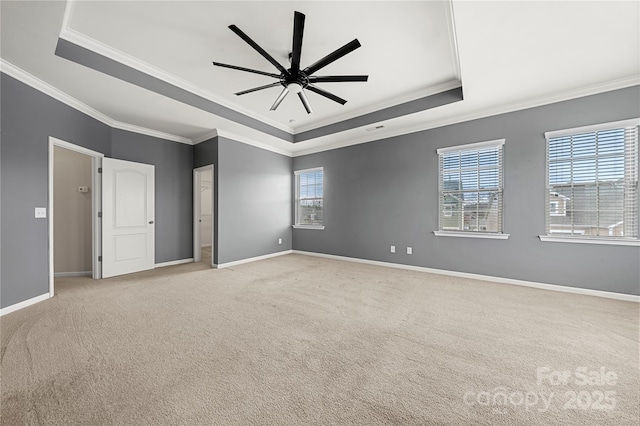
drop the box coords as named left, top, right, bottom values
left=35, top=207, right=47, bottom=218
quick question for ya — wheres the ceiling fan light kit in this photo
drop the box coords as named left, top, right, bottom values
left=213, top=11, right=368, bottom=114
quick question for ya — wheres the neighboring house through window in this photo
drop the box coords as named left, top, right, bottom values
left=435, top=139, right=507, bottom=238
left=543, top=118, right=639, bottom=242
left=294, top=167, right=324, bottom=229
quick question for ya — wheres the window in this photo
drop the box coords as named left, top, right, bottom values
left=294, top=167, right=324, bottom=228
left=436, top=139, right=506, bottom=237
left=544, top=119, right=639, bottom=242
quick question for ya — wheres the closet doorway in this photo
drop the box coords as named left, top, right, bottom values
left=193, top=165, right=214, bottom=267
left=48, top=137, right=103, bottom=297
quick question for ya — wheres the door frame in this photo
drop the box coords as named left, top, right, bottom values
left=193, top=165, right=214, bottom=267
left=48, top=137, right=103, bottom=298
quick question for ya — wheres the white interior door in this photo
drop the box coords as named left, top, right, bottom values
left=102, top=158, right=155, bottom=278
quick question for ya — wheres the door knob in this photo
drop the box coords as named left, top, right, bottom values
left=149, top=221, right=154, bottom=224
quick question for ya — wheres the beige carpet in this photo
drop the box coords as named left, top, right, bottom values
left=1, top=254, right=638, bottom=425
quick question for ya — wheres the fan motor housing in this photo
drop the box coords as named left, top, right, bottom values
left=281, top=73, right=309, bottom=89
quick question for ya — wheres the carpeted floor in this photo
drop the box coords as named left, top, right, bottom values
left=1, top=254, right=638, bottom=425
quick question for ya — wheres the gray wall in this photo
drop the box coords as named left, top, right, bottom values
left=1, top=74, right=111, bottom=308
left=293, top=86, right=640, bottom=295
left=111, top=129, right=194, bottom=263
left=0, top=73, right=194, bottom=308
left=217, top=137, right=292, bottom=264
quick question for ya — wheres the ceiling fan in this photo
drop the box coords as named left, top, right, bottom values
left=212, top=11, right=368, bottom=114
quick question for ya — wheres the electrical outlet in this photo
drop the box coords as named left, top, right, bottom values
left=407, top=247, right=412, bottom=255
left=390, top=245, right=396, bottom=253
left=35, top=207, right=47, bottom=219
left=278, top=238, right=282, bottom=245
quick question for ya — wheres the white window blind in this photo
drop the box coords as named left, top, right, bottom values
left=545, top=120, right=639, bottom=239
left=437, top=140, right=505, bottom=233
left=295, top=168, right=323, bottom=226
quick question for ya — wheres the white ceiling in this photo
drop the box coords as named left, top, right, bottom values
left=1, top=1, right=638, bottom=156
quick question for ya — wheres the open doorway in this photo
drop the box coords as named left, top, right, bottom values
left=193, top=165, right=214, bottom=267
left=48, top=137, right=103, bottom=297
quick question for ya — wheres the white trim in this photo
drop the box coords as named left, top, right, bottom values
left=215, top=250, right=292, bottom=269
left=545, top=118, right=640, bottom=140
left=49, top=137, right=104, bottom=158
left=294, top=166, right=324, bottom=175
left=192, top=130, right=219, bottom=145
left=2, top=59, right=114, bottom=126
left=61, top=0, right=75, bottom=40
left=58, top=27, right=291, bottom=134
left=54, top=271, right=92, bottom=277
left=1, top=60, right=192, bottom=145
left=539, top=235, right=640, bottom=247
left=291, top=251, right=640, bottom=302
left=293, top=80, right=462, bottom=135
left=433, top=231, right=510, bottom=239
left=437, top=138, right=505, bottom=154
left=213, top=129, right=293, bottom=157
left=111, top=121, right=192, bottom=145
left=91, top=156, right=102, bottom=280
left=444, top=0, right=462, bottom=82
left=0, top=294, right=51, bottom=317
left=292, top=225, right=325, bottom=230
left=291, top=75, right=640, bottom=158
left=155, top=258, right=194, bottom=268
left=49, top=137, right=104, bottom=298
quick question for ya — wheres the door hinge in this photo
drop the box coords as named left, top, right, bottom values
left=98, top=256, right=102, bottom=262
left=98, top=167, right=102, bottom=173
left=98, top=212, right=102, bottom=218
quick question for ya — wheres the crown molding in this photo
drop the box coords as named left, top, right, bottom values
left=292, top=75, right=640, bottom=157
left=1, top=58, right=114, bottom=126
left=292, top=79, right=462, bottom=134
left=58, top=26, right=293, bottom=134
left=59, top=1, right=465, bottom=137
left=192, top=130, right=219, bottom=145
left=207, top=129, right=293, bottom=157
left=1, top=59, right=193, bottom=145
left=444, top=0, right=462, bottom=82
left=111, top=121, right=192, bottom=145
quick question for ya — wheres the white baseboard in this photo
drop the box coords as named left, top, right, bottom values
left=1, top=293, right=51, bottom=317
left=155, top=258, right=194, bottom=268
left=292, top=250, right=640, bottom=303
left=54, top=271, right=92, bottom=278
left=215, top=250, right=293, bottom=269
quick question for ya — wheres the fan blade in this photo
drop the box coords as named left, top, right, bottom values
left=270, top=88, right=289, bottom=111
left=236, top=82, right=282, bottom=96
left=303, top=39, right=361, bottom=76
left=306, top=85, right=347, bottom=105
left=212, top=62, right=281, bottom=78
left=229, top=24, right=289, bottom=75
left=298, top=90, right=313, bottom=114
left=308, top=75, right=368, bottom=83
left=290, top=11, right=305, bottom=73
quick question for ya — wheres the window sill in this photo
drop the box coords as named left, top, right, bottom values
left=293, top=225, right=325, bottom=230
left=539, top=236, right=640, bottom=246
left=433, top=231, right=510, bottom=240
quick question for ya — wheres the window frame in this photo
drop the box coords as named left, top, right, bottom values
left=540, top=118, right=640, bottom=246
left=293, top=167, right=325, bottom=230
left=434, top=139, right=509, bottom=240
